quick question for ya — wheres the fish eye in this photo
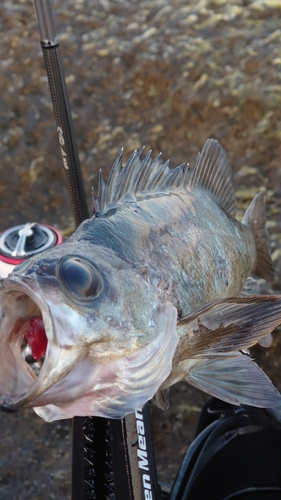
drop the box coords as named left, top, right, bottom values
left=58, top=256, right=104, bottom=304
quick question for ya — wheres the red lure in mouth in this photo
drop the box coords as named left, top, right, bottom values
left=21, top=318, right=47, bottom=361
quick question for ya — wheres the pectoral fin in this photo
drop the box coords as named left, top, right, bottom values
left=158, top=295, right=281, bottom=410
left=176, top=295, right=281, bottom=359
left=186, top=354, right=281, bottom=407
left=257, top=333, right=273, bottom=348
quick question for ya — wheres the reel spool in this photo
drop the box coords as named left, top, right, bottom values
left=0, top=222, right=63, bottom=278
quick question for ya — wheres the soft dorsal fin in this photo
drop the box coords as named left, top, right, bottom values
left=242, top=192, right=275, bottom=283
left=187, top=139, right=237, bottom=217
left=92, top=139, right=236, bottom=216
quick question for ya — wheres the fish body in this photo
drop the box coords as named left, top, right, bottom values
left=0, top=139, right=281, bottom=421
left=77, top=181, right=254, bottom=317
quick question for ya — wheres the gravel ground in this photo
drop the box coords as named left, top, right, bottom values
left=1, top=0, right=281, bottom=498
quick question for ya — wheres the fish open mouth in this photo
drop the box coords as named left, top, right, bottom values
left=0, top=280, right=50, bottom=409
left=0, top=277, right=90, bottom=416
left=6, top=291, right=47, bottom=366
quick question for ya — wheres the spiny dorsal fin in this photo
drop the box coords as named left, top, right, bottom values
left=92, top=139, right=236, bottom=216
left=187, top=139, right=237, bottom=216
left=92, top=147, right=186, bottom=214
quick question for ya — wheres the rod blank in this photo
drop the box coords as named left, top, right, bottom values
left=33, top=0, right=57, bottom=46
left=33, top=0, right=89, bottom=226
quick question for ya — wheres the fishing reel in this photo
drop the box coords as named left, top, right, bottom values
left=0, top=222, right=63, bottom=278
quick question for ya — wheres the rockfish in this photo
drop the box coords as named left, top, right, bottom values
left=1, top=139, right=281, bottom=422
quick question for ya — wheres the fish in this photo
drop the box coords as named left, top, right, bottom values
left=1, top=138, right=281, bottom=422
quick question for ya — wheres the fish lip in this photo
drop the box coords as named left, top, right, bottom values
left=0, top=274, right=55, bottom=344
left=0, top=275, right=54, bottom=410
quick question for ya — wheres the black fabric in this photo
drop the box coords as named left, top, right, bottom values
left=170, top=398, right=281, bottom=500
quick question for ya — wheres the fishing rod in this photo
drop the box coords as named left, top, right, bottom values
left=33, top=0, right=89, bottom=227
left=32, top=1, right=160, bottom=498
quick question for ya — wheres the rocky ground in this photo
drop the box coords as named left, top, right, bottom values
left=1, top=0, right=281, bottom=498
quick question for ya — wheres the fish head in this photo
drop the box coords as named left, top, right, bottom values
left=0, top=241, right=178, bottom=420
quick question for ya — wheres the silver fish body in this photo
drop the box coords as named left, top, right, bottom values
left=0, top=139, right=281, bottom=421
